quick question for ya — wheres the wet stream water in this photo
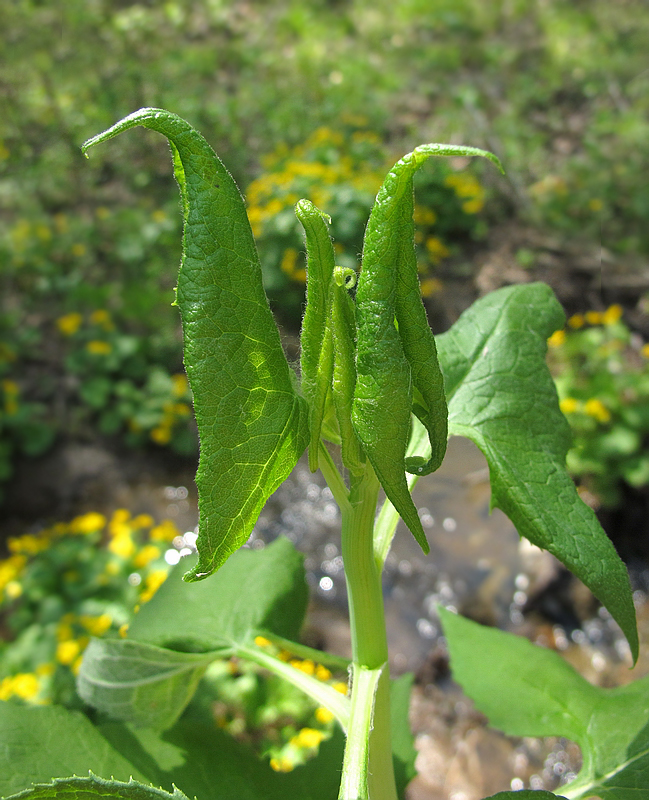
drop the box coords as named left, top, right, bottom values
left=6, top=434, right=649, bottom=798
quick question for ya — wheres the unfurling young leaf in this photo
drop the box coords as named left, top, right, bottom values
left=296, top=199, right=336, bottom=471
left=353, top=144, right=503, bottom=553
left=82, top=109, right=309, bottom=580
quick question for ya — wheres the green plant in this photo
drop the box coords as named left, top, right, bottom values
left=548, top=305, right=649, bottom=507
left=0, top=109, right=643, bottom=800
left=55, top=309, right=196, bottom=453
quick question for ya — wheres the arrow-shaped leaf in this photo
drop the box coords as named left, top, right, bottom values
left=439, top=607, right=649, bottom=799
left=83, top=109, right=309, bottom=580
left=435, top=282, right=638, bottom=661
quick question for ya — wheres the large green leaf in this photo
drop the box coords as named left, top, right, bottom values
left=0, top=705, right=149, bottom=797
left=99, top=720, right=346, bottom=800
left=83, top=109, right=309, bottom=580
left=77, top=640, right=219, bottom=731
left=5, top=776, right=188, bottom=800
left=98, top=675, right=414, bottom=800
left=435, top=283, right=638, bottom=661
left=439, top=607, right=649, bottom=799
left=127, top=537, right=308, bottom=651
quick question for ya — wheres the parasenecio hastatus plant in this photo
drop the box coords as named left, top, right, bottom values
left=1, top=109, right=645, bottom=800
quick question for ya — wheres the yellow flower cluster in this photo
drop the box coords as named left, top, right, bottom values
left=0, top=672, right=42, bottom=702
left=560, top=397, right=612, bottom=424
left=444, top=173, right=486, bottom=214
left=566, top=305, right=623, bottom=330
left=246, top=126, right=386, bottom=242
left=56, top=309, right=115, bottom=339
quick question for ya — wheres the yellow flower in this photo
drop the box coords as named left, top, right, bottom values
left=56, top=313, right=83, bottom=336
left=89, top=309, right=114, bottom=330
left=131, top=514, right=154, bottom=529
left=36, top=663, right=55, bottom=677
left=56, top=639, right=81, bottom=665
left=315, top=664, right=332, bottom=682
left=292, top=728, right=324, bottom=749
left=290, top=659, right=315, bottom=675
left=584, top=398, right=611, bottom=424
left=152, top=209, right=167, bottom=223
left=0, top=555, right=27, bottom=593
left=269, top=757, right=294, bottom=773
left=547, top=329, right=566, bottom=348
left=641, top=343, right=649, bottom=359
left=588, top=198, right=603, bottom=212
left=315, top=706, right=334, bottom=724
left=70, top=512, right=106, bottom=535
left=95, top=206, right=111, bottom=220
left=0, top=677, right=14, bottom=700
left=71, top=243, right=87, bottom=258
left=140, top=569, right=168, bottom=603
left=254, top=636, right=272, bottom=648
left=280, top=248, right=306, bottom=283
left=602, top=304, right=623, bottom=325
left=86, top=340, right=112, bottom=355
left=150, top=425, right=172, bottom=445
left=80, top=613, right=113, bottom=636
left=171, top=373, right=189, bottom=397
left=420, top=277, right=442, bottom=298
left=462, top=197, right=484, bottom=214
left=559, top=398, right=579, bottom=415
left=5, top=580, right=22, bottom=600
left=119, top=623, right=129, bottom=638
left=567, top=313, right=584, bottom=329
left=109, top=533, right=135, bottom=558
left=8, top=534, right=48, bottom=556
left=413, top=205, right=437, bottom=226
left=133, top=544, right=161, bottom=569
left=333, top=681, right=348, bottom=694
left=150, top=519, right=180, bottom=542
left=585, top=310, right=603, bottom=326
left=425, top=236, right=450, bottom=264
left=11, top=673, right=40, bottom=700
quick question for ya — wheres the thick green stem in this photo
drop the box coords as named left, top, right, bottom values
left=336, top=463, right=397, bottom=800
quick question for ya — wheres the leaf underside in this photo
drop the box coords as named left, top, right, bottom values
left=83, top=108, right=309, bottom=580
left=440, top=607, right=649, bottom=799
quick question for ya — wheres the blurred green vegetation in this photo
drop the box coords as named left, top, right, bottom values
left=1, top=0, right=648, bottom=495
left=548, top=304, right=649, bottom=509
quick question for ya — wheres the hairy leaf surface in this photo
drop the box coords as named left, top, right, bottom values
left=435, top=282, right=637, bottom=660
left=0, top=704, right=149, bottom=797
left=296, top=199, right=336, bottom=471
left=83, top=109, right=309, bottom=580
left=5, top=776, right=188, bottom=800
left=440, top=608, right=649, bottom=799
left=77, top=640, right=218, bottom=730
